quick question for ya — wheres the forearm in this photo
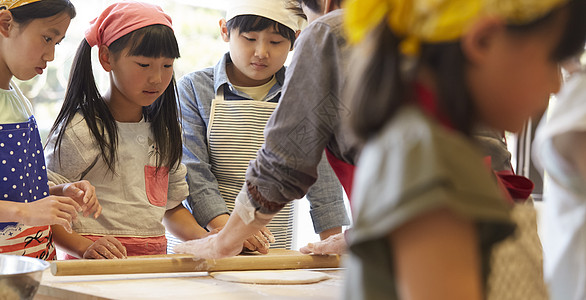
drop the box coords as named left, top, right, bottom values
left=186, top=191, right=229, bottom=228
left=0, top=200, right=25, bottom=223
left=163, top=205, right=210, bottom=241
left=214, top=186, right=276, bottom=256
left=215, top=212, right=265, bottom=257
left=319, top=227, right=342, bottom=240
left=206, top=213, right=229, bottom=231
left=51, top=225, right=93, bottom=258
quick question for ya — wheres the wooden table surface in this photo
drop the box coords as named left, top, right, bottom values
left=35, top=268, right=345, bottom=299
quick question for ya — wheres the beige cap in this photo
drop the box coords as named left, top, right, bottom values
left=225, top=0, right=306, bottom=32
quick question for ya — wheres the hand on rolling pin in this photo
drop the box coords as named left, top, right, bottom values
left=208, top=224, right=274, bottom=254
left=173, top=233, right=233, bottom=259
left=300, top=232, right=347, bottom=255
left=243, top=226, right=275, bottom=254
left=175, top=207, right=275, bottom=258
left=174, top=227, right=274, bottom=258
left=83, top=236, right=127, bottom=259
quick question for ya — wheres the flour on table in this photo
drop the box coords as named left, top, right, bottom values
left=209, top=270, right=330, bottom=284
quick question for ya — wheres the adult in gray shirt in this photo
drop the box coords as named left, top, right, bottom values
left=174, top=1, right=359, bottom=257
left=177, top=1, right=349, bottom=253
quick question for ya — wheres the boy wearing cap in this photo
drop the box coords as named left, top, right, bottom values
left=178, top=0, right=349, bottom=252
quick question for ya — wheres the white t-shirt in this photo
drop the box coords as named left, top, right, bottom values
left=0, top=81, right=33, bottom=124
left=44, top=113, right=188, bottom=237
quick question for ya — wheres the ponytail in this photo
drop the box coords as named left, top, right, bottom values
left=346, top=21, right=474, bottom=140
left=346, top=22, right=409, bottom=140
left=49, top=39, right=118, bottom=174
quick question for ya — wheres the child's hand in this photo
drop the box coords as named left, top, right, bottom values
left=83, top=236, right=127, bottom=259
left=52, top=180, right=102, bottom=219
left=242, top=226, right=274, bottom=254
left=20, top=196, right=82, bottom=233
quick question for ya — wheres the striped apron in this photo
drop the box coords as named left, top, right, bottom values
left=208, top=89, right=295, bottom=249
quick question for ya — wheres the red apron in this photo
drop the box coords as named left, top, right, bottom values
left=325, top=148, right=355, bottom=204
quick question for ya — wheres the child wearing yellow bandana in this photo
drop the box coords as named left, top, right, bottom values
left=345, top=0, right=586, bottom=299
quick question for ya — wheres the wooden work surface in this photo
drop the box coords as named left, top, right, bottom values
left=35, top=249, right=345, bottom=300
left=36, top=269, right=344, bottom=300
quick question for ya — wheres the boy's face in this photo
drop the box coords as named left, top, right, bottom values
left=222, top=21, right=292, bottom=87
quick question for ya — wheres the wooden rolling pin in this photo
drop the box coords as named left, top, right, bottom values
left=50, top=250, right=341, bottom=276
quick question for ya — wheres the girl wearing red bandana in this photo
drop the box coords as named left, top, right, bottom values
left=45, top=2, right=210, bottom=259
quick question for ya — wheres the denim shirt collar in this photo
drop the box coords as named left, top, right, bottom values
left=213, top=52, right=286, bottom=102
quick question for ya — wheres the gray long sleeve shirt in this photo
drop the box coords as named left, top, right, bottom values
left=244, top=10, right=362, bottom=214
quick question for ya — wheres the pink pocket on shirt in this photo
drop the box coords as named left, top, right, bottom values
left=144, top=166, right=169, bottom=207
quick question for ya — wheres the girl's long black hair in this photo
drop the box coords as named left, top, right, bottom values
left=49, top=24, right=182, bottom=173
left=347, top=0, right=586, bottom=140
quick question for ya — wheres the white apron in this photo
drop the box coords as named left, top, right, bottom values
left=208, top=89, right=295, bottom=249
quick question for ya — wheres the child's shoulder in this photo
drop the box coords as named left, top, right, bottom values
left=377, top=106, right=434, bottom=142
left=59, top=112, right=94, bottom=137
left=297, top=10, right=346, bottom=48
left=178, top=66, right=215, bottom=88
left=307, top=9, right=344, bottom=32
left=180, top=53, right=229, bottom=85
left=67, top=112, right=86, bottom=127
left=0, top=84, right=32, bottom=124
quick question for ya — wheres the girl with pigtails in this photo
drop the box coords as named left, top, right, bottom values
left=45, top=1, right=210, bottom=259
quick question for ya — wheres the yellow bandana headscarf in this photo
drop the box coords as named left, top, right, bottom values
left=0, top=0, right=41, bottom=10
left=345, top=0, right=571, bottom=56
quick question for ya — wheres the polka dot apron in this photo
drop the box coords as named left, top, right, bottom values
left=0, top=116, right=55, bottom=260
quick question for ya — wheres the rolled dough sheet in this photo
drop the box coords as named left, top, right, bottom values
left=209, top=270, right=330, bottom=285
